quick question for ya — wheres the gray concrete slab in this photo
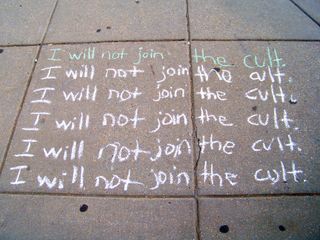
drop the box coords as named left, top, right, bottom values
left=0, top=0, right=57, bottom=45
left=0, top=194, right=196, bottom=240
left=292, top=0, right=320, bottom=25
left=199, top=196, right=320, bottom=240
left=192, top=41, right=320, bottom=195
left=0, top=42, right=194, bottom=195
left=189, top=0, right=320, bottom=40
left=0, top=46, right=38, bottom=168
left=44, top=0, right=187, bottom=43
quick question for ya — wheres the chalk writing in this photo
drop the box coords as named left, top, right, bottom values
left=193, top=44, right=310, bottom=195
left=3, top=43, right=312, bottom=196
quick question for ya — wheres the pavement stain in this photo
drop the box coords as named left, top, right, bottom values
left=0, top=218, right=6, bottom=229
left=219, top=225, right=229, bottom=233
left=80, top=204, right=88, bottom=212
left=96, top=27, right=112, bottom=33
left=149, top=64, right=155, bottom=76
left=40, top=117, right=46, bottom=124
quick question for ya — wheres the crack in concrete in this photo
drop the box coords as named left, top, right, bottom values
left=194, top=128, right=201, bottom=172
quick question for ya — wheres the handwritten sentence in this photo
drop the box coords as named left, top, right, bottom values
left=7, top=45, right=306, bottom=193
left=49, top=46, right=285, bottom=69
left=10, top=160, right=304, bottom=191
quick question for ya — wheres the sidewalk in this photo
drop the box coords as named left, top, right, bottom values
left=0, top=0, right=319, bottom=239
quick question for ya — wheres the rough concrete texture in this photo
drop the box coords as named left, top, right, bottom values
left=292, top=0, right=320, bottom=24
left=0, top=194, right=196, bottom=240
left=0, top=0, right=320, bottom=239
left=44, top=0, right=187, bottom=43
left=189, top=0, right=320, bottom=39
left=199, top=196, right=320, bottom=240
left=0, top=42, right=194, bottom=195
left=0, top=0, right=56, bottom=45
left=192, top=41, right=320, bottom=195
left=0, top=46, right=38, bottom=167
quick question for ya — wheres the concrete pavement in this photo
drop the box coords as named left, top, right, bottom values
left=0, top=0, right=319, bottom=239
